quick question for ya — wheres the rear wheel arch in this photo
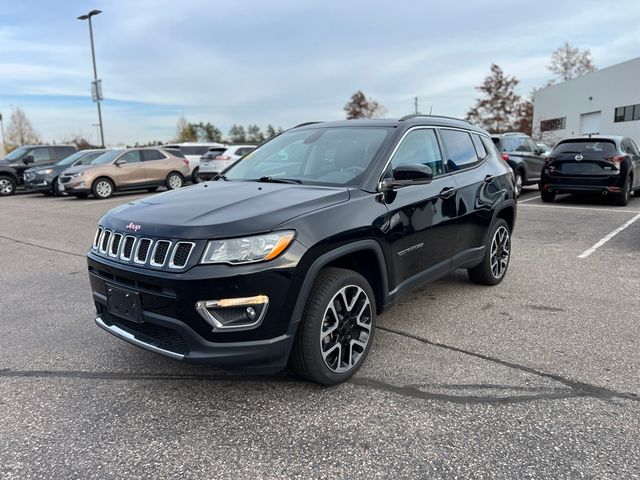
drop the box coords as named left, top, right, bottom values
left=496, top=205, right=515, bottom=233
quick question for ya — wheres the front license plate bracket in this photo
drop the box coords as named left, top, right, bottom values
left=107, top=285, right=143, bottom=323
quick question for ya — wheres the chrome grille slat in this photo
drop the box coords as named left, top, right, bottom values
left=109, top=233, right=123, bottom=257
left=150, top=240, right=172, bottom=267
left=93, top=227, right=103, bottom=250
left=135, top=238, right=153, bottom=264
left=120, top=235, right=136, bottom=261
left=169, top=242, right=195, bottom=269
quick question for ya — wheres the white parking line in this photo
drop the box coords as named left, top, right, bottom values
left=520, top=203, right=640, bottom=215
left=518, top=195, right=541, bottom=204
left=577, top=212, right=640, bottom=259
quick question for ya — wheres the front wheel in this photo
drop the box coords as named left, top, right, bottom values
left=290, top=268, right=376, bottom=385
left=0, top=175, right=16, bottom=196
left=468, top=219, right=511, bottom=286
left=92, top=177, right=114, bottom=199
left=166, top=172, right=184, bottom=190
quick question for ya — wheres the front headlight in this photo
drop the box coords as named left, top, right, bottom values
left=200, top=231, right=295, bottom=265
left=70, top=172, right=85, bottom=178
left=40, top=169, right=54, bottom=175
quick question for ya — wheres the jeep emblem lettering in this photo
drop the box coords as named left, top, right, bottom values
left=126, top=222, right=141, bottom=232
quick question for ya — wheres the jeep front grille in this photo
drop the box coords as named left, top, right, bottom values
left=91, top=227, right=196, bottom=271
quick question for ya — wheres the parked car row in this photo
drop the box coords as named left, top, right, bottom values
left=0, top=146, right=191, bottom=199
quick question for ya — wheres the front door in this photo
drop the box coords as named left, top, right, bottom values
left=382, top=128, right=458, bottom=291
left=112, top=150, right=145, bottom=188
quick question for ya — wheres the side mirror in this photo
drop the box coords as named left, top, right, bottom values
left=381, top=164, right=433, bottom=190
left=23, top=155, right=35, bottom=165
left=115, top=159, right=127, bottom=166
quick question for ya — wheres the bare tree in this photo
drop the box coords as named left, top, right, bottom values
left=6, top=107, right=41, bottom=146
left=175, top=115, right=197, bottom=142
left=344, top=91, right=386, bottom=119
left=548, top=42, right=597, bottom=82
left=466, top=64, right=522, bottom=133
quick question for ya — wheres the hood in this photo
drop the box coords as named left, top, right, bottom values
left=60, top=165, right=96, bottom=175
left=102, top=181, right=350, bottom=239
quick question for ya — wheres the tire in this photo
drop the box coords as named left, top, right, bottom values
left=92, top=177, right=114, bottom=199
left=468, top=219, right=511, bottom=286
left=191, top=167, right=201, bottom=184
left=0, top=175, right=17, bottom=196
left=147, top=187, right=159, bottom=193
left=52, top=178, right=61, bottom=196
left=614, top=176, right=631, bottom=206
left=514, top=170, right=523, bottom=197
left=290, top=268, right=376, bottom=385
left=166, top=172, right=184, bottom=190
left=540, top=189, right=555, bottom=203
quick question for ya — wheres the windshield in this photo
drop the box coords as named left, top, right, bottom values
left=90, top=150, right=121, bottom=165
left=224, top=127, right=390, bottom=186
left=57, top=150, right=94, bottom=166
left=4, top=147, right=30, bottom=161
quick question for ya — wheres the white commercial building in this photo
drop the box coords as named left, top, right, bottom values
left=533, top=57, right=640, bottom=146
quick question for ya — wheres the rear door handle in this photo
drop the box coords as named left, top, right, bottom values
left=439, top=187, right=456, bottom=199
left=484, top=175, right=496, bottom=183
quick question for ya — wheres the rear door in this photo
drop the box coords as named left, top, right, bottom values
left=141, top=149, right=171, bottom=184
left=622, top=138, right=640, bottom=189
left=383, top=128, right=458, bottom=288
left=440, top=129, right=502, bottom=259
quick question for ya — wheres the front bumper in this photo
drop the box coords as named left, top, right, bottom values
left=87, top=245, right=305, bottom=371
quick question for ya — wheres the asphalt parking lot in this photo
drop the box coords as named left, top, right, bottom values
left=1, top=187, right=639, bottom=479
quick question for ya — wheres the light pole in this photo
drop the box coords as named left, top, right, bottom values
left=0, top=112, right=5, bottom=154
left=78, top=9, right=105, bottom=148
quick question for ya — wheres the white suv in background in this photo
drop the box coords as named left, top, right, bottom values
left=164, top=142, right=227, bottom=183
left=199, top=145, right=256, bottom=181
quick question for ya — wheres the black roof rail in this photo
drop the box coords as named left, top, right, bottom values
left=399, top=114, right=472, bottom=124
left=291, top=121, right=324, bottom=129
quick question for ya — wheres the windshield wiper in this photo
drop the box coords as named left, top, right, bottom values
left=255, top=176, right=303, bottom=184
left=214, top=174, right=229, bottom=181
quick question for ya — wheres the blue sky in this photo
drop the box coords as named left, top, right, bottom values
left=1, top=0, right=639, bottom=145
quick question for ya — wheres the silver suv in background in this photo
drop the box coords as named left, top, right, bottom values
left=199, top=144, right=256, bottom=181
left=164, top=142, right=227, bottom=183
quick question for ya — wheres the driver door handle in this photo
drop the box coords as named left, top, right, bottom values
left=439, top=187, right=456, bottom=199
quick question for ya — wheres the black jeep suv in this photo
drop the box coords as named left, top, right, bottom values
left=87, top=116, right=516, bottom=384
left=0, top=144, right=77, bottom=196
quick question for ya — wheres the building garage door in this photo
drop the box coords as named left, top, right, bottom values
left=580, top=111, right=601, bottom=135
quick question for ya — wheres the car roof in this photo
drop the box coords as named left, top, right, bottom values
left=20, top=144, right=76, bottom=148
left=291, top=116, right=488, bottom=135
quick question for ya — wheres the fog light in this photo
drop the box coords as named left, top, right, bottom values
left=195, top=295, right=269, bottom=332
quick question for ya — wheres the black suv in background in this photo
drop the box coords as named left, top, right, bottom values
left=87, top=116, right=516, bottom=385
left=492, top=133, right=546, bottom=196
left=541, top=135, right=640, bottom=206
left=0, top=145, right=77, bottom=196
left=25, top=149, right=106, bottom=195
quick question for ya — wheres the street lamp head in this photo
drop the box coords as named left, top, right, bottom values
left=77, top=10, right=102, bottom=20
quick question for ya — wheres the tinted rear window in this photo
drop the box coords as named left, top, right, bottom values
left=181, top=146, right=211, bottom=156
left=552, top=140, right=617, bottom=157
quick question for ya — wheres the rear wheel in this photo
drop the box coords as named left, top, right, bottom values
left=514, top=170, right=523, bottom=197
left=191, top=167, right=201, bottom=184
left=92, top=177, right=114, bottom=199
left=0, top=176, right=16, bottom=196
left=614, top=176, right=631, bottom=206
left=468, top=219, right=511, bottom=286
left=166, top=172, right=184, bottom=190
left=291, top=268, right=376, bottom=385
left=540, top=189, right=555, bottom=203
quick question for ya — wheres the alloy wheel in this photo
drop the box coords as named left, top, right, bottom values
left=168, top=174, right=183, bottom=189
left=95, top=180, right=112, bottom=198
left=0, top=178, right=14, bottom=195
left=320, top=285, right=372, bottom=373
left=490, top=226, right=510, bottom=279
left=515, top=173, right=523, bottom=197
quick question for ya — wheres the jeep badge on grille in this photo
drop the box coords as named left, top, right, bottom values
left=125, top=222, right=141, bottom=232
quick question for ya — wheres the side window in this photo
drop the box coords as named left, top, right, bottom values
left=440, top=129, right=478, bottom=171
left=237, top=147, right=254, bottom=156
left=629, top=139, right=640, bottom=156
left=390, top=129, right=445, bottom=177
left=526, top=139, right=539, bottom=153
left=142, top=149, right=166, bottom=161
left=472, top=134, right=488, bottom=159
left=31, top=148, right=51, bottom=163
left=118, top=150, right=141, bottom=163
left=515, top=139, right=532, bottom=152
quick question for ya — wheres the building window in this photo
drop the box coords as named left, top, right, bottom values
left=540, top=117, right=566, bottom=132
left=614, top=104, right=640, bottom=123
